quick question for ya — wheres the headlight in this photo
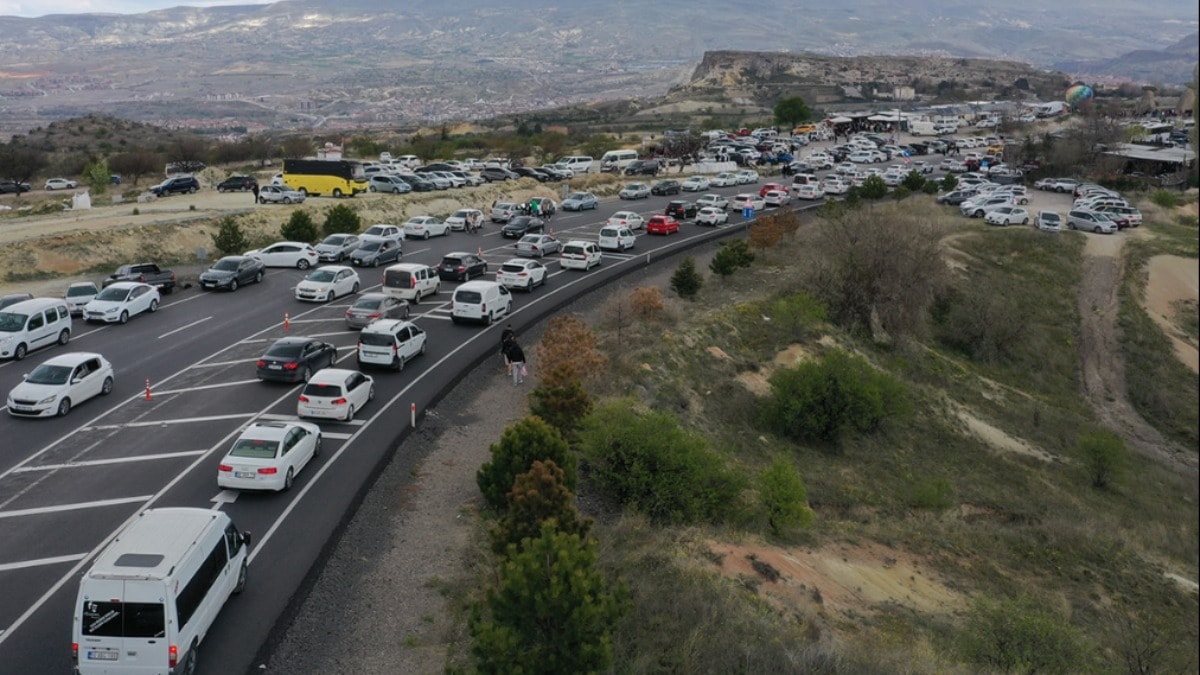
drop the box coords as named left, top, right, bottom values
left=105, top=307, right=117, bottom=314
left=37, top=395, right=57, bottom=405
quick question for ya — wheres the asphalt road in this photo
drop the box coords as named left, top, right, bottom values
left=0, top=174, right=813, bottom=675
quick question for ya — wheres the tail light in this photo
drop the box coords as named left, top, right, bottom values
left=256, top=360, right=266, bottom=368
left=368, top=312, right=381, bottom=318
left=333, top=397, right=347, bottom=405
left=392, top=344, right=399, bottom=353
left=457, top=266, right=465, bottom=271
left=218, top=464, right=232, bottom=472
left=298, top=395, right=310, bottom=403
left=169, top=645, right=179, bottom=668
left=71, top=643, right=78, bottom=665
left=410, top=277, right=416, bottom=288
left=345, top=309, right=353, bottom=317
left=258, top=467, right=278, bottom=475
left=283, top=362, right=299, bottom=370
left=481, top=303, right=487, bottom=313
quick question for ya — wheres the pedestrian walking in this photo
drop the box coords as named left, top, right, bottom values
left=500, top=324, right=515, bottom=365
left=252, top=183, right=260, bottom=203
left=505, top=341, right=526, bottom=385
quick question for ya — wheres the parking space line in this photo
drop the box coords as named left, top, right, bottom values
left=0, top=554, right=90, bottom=573
left=152, top=379, right=260, bottom=395
left=0, top=496, right=152, bottom=520
left=157, top=316, right=212, bottom=340
left=84, top=412, right=257, bottom=431
left=13, top=450, right=209, bottom=473
left=286, top=318, right=335, bottom=324
left=189, top=357, right=261, bottom=368
left=320, top=432, right=353, bottom=440
left=256, top=413, right=297, bottom=421
left=308, top=330, right=357, bottom=338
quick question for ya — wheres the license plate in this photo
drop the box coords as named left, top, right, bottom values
left=268, top=364, right=282, bottom=370
left=88, top=651, right=118, bottom=661
left=235, top=471, right=256, bottom=479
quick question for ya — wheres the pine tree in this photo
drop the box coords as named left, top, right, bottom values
left=491, top=460, right=591, bottom=554
left=477, top=416, right=575, bottom=511
left=670, top=256, right=703, bottom=299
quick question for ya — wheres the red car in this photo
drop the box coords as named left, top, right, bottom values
left=759, top=182, right=790, bottom=198
left=646, top=215, right=680, bottom=235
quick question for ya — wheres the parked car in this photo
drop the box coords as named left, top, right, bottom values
left=681, top=176, right=711, bottom=192
left=446, top=209, right=484, bottom=231
left=479, top=166, right=519, bottom=182
left=619, top=183, right=651, bottom=200
left=216, top=175, right=258, bottom=192
left=104, top=263, right=176, bottom=294
left=0, top=180, right=31, bottom=194
left=297, top=369, right=374, bottom=422
left=735, top=169, right=760, bottom=184
left=256, top=337, right=337, bottom=383
left=344, top=292, right=409, bottom=329
left=356, top=319, right=426, bottom=370
left=650, top=180, right=682, bottom=196
left=496, top=259, right=549, bottom=291
left=44, top=178, right=78, bottom=191
left=63, top=282, right=99, bottom=316
left=349, top=239, right=402, bottom=268
left=83, top=282, right=159, bottom=324
left=961, top=196, right=1015, bottom=218
left=794, top=184, right=824, bottom=200
left=436, top=252, right=488, bottom=282
left=295, top=265, right=361, bottom=301
left=315, top=234, right=362, bottom=263
left=257, top=184, right=306, bottom=204
left=710, top=172, right=739, bottom=187
left=560, top=241, right=603, bottom=270
left=245, top=242, right=319, bottom=269
left=624, top=160, right=661, bottom=176
left=604, top=211, right=643, bottom=231
left=359, top=224, right=405, bottom=246
left=396, top=174, right=437, bottom=192
left=368, top=175, right=412, bottom=194
left=1036, top=210, right=1063, bottom=232
left=217, top=420, right=321, bottom=491
left=198, top=256, right=265, bottom=291
left=561, top=192, right=599, bottom=211
left=1066, top=210, right=1117, bottom=234
left=150, top=176, right=200, bottom=196
left=695, top=206, right=729, bottom=226
left=666, top=200, right=699, bottom=220
left=696, top=194, right=730, bottom=210
left=501, top=216, right=545, bottom=239
left=646, top=215, right=681, bottom=235
left=515, top=233, right=561, bottom=257
left=402, top=216, right=450, bottom=239
left=6, top=352, right=114, bottom=418
left=984, top=206, right=1030, bottom=226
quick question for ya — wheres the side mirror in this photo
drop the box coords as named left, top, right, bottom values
left=242, top=531, right=253, bottom=549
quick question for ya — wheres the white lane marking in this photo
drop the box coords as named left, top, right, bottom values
left=0, top=496, right=153, bottom=520
left=256, top=413, right=298, bottom=421
left=237, top=338, right=272, bottom=344
left=157, top=316, right=212, bottom=339
left=12, top=450, right=208, bottom=473
left=189, top=358, right=262, bottom=369
left=210, top=490, right=239, bottom=509
left=320, top=432, right=352, bottom=440
left=307, top=330, right=357, bottom=338
left=84, top=413, right=258, bottom=431
left=150, top=379, right=259, bottom=395
left=284, top=318, right=335, bottom=324
left=0, top=554, right=89, bottom=573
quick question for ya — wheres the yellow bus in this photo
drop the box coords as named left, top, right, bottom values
left=282, top=159, right=368, bottom=198
left=792, top=123, right=818, bottom=135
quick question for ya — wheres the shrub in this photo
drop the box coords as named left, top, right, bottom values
left=932, top=284, right=1028, bottom=364
left=960, top=595, right=1088, bottom=674
left=477, top=416, right=576, bottom=511
left=1150, top=190, right=1179, bottom=209
left=491, top=460, right=591, bottom=554
left=322, top=203, right=361, bottom=237
left=471, top=524, right=626, bottom=674
left=210, top=216, right=248, bottom=256
left=759, top=349, right=908, bottom=445
left=670, top=256, right=703, bottom=299
left=859, top=175, right=888, bottom=199
left=628, top=287, right=665, bottom=320
left=940, top=173, right=958, bottom=192
left=922, top=180, right=940, bottom=194
left=905, top=476, right=954, bottom=510
left=280, top=210, right=318, bottom=243
left=901, top=170, right=926, bottom=191
left=535, top=315, right=607, bottom=384
left=749, top=210, right=802, bottom=250
left=764, top=291, right=827, bottom=341
left=891, top=186, right=912, bottom=201
left=578, top=399, right=743, bottom=524
left=528, top=364, right=593, bottom=441
left=1077, top=429, right=1127, bottom=489
left=758, top=459, right=814, bottom=535
left=709, top=239, right=755, bottom=276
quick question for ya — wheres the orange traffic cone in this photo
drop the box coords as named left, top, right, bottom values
left=144, top=378, right=152, bottom=401
left=283, top=312, right=290, bottom=332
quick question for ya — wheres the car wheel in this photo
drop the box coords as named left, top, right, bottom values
left=255, top=271, right=264, bottom=283
left=344, top=404, right=355, bottom=422
left=56, top=398, right=71, bottom=417
left=422, top=231, right=430, bottom=240
left=57, top=329, right=70, bottom=346
left=282, top=197, right=293, bottom=204
left=97, top=375, right=114, bottom=396
left=484, top=311, right=493, bottom=326
left=119, top=310, right=129, bottom=324
left=1022, top=219, right=1029, bottom=225
left=973, top=210, right=983, bottom=218
left=13, top=342, right=27, bottom=360
left=420, top=341, right=426, bottom=355
left=297, top=259, right=310, bottom=270
left=1094, top=226, right=1102, bottom=233
left=149, top=299, right=158, bottom=313
left=283, top=467, right=294, bottom=491
left=369, top=186, right=377, bottom=192
left=303, top=367, right=312, bottom=383
left=333, top=188, right=344, bottom=197
left=180, top=641, right=199, bottom=675
left=352, top=282, right=360, bottom=294
left=227, top=278, right=239, bottom=292
left=324, top=291, right=333, bottom=302
left=314, top=434, right=322, bottom=457
left=189, top=186, right=198, bottom=194
left=372, top=258, right=380, bottom=268
left=233, top=562, right=248, bottom=594
left=462, top=270, right=471, bottom=282
left=394, top=354, right=404, bottom=371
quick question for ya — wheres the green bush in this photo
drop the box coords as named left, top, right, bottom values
left=210, top=216, right=248, bottom=256
left=758, top=459, right=814, bottom=534
left=709, top=239, right=755, bottom=277
left=1077, top=429, right=1127, bottom=489
left=940, top=174, right=958, bottom=192
left=922, top=180, right=940, bottom=194
left=960, top=596, right=1088, bottom=674
left=322, top=203, right=361, bottom=237
left=670, top=256, right=703, bottom=299
left=578, top=399, right=743, bottom=524
left=491, top=459, right=591, bottom=554
left=280, top=210, right=318, bottom=243
left=528, top=364, right=593, bottom=442
left=891, top=186, right=912, bottom=201
left=901, top=170, right=926, bottom=192
left=764, top=291, right=827, bottom=341
left=759, top=349, right=908, bottom=445
left=1150, top=190, right=1179, bottom=209
left=905, top=476, right=954, bottom=510
left=859, top=175, right=888, bottom=199
left=477, top=416, right=575, bottom=512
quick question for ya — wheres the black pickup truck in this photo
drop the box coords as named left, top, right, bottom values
left=103, top=263, right=177, bottom=294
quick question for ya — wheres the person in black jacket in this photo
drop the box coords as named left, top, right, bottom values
left=504, top=341, right=526, bottom=385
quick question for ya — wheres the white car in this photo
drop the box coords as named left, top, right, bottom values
left=446, top=209, right=484, bottom=231
left=881, top=171, right=906, bottom=187
left=6, top=352, right=114, bottom=417
left=356, top=319, right=427, bottom=370
left=217, top=421, right=322, bottom=492
left=735, top=169, right=759, bottom=184
left=560, top=240, right=602, bottom=271
left=295, top=265, right=361, bottom=302
left=1036, top=210, right=1063, bottom=232
left=696, top=193, right=730, bottom=210
left=821, top=177, right=847, bottom=195
left=711, top=172, right=739, bottom=187
left=607, top=211, right=645, bottom=230
left=244, top=242, right=320, bottom=269
left=911, top=161, right=933, bottom=174
left=984, top=207, right=1030, bottom=226
left=598, top=226, right=637, bottom=252
left=763, top=190, right=791, bottom=207
left=695, top=206, right=729, bottom=226
left=257, top=184, right=306, bottom=204
left=359, top=224, right=405, bottom=246
left=681, top=176, right=711, bottom=192
left=835, top=162, right=857, bottom=176
left=82, top=282, right=160, bottom=324
left=731, top=193, right=766, bottom=212
left=297, top=368, right=374, bottom=422
left=402, top=216, right=450, bottom=239
left=795, top=184, right=825, bottom=200
left=44, top=178, right=77, bottom=191
left=496, top=258, right=549, bottom=291
left=64, top=281, right=99, bottom=316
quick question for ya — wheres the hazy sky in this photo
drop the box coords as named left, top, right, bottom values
left=0, top=0, right=271, bottom=18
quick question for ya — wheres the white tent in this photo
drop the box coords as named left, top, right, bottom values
left=828, top=116, right=853, bottom=124
left=868, top=114, right=902, bottom=122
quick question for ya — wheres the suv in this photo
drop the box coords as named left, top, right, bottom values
left=624, top=160, right=661, bottom=176
left=356, top=319, right=426, bottom=371
left=216, top=175, right=258, bottom=192
left=651, top=180, right=682, bottom=196
left=151, top=176, right=200, bottom=196
left=436, top=252, right=488, bottom=282
left=666, top=200, right=699, bottom=220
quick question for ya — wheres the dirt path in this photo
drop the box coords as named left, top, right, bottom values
left=1076, top=232, right=1197, bottom=473
left=1143, top=254, right=1199, bottom=373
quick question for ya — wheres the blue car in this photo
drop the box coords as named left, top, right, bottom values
left=561, top=191, right=598, bottom=211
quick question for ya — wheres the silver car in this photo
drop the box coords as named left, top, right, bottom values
left=315, top=234, right=361, bottom=263
left=515, top=234, right=562, bottom=258
left=344, top=292, right=410, bottom=329
left=258, top=184, right=306, bottom=204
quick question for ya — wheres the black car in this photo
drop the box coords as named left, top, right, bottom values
left=0, top=180, right=31, bottom=194
left=651, top=179, right=682, bottom=196
left=501, top=216, right=545, bottom=239
left=624, top=160, right=661, bottom=176
left=216, top=175, right=259, bottom=192
left=198, top=255, right=265, bottom=291
left=666, top=200, right=699, bottom=219
left=397, top=174, right=437, bottom=192
left=538, top=165, right=570, bottom=180
left=512, top=167, right=551, bottom=182
left=436, top=252, right=488, bottom=282
left=480, top=167, right=519, bottom=182
left=256, top=337, right=337, bottom=383
left=151, top=176, right=201, bottom=196
left=415, top=163, right=457, bottom=173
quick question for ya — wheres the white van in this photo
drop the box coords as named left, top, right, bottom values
left=73, top=508, right=250, bottom=675
left=450, top=281, right=512, bottom=325
left=382, top=263, right=440, bottom=304
left=0, top=297, right=72, bottom=360
left=560, top=241, right=602, bottom=270
left=556, top=156, right=594, bottom=174
left=599, top=150, right=639, bottom=173
left=597, top=226, right=636, bottom=252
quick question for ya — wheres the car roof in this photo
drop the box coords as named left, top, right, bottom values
left=39, top=351, right=104, bottom=367
left=270, top=336, right=315, bottom=347
left=103, top=281, right=149, bottom=289
left=307, top=368, right=361, bottom=385
left=238, top=420, right=302, bottom=441
left=361, top=319, right=413, bottom=333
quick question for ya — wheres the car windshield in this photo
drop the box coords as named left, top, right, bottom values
left=229, top=438, right=280, bottom=459
left=1042, top=213, right=1060, bottom=221
left=358, top=242, right=383, bottom=252
left=25, top=364, right=73, bottom=385
left=66, top=285, right=96, bottom=297
left=322, top=235, right=348, bottom=245
left=302, top=383, right=343, bottom=398
left=364, top=227, right=389, bottom=236
left=452, top=210, right=471, bottom=219
left=265, top=343, right=303, bottom=358
left=96, top=287, right=131, bottom=302
left=441, top=258, right=463, bottom=267
left=501, top=263, right=526, bottom=273
left=359, top=332, right=395, bottom=347
left=352, top=298, right=383, bottom=310
left=0, top=312, right=27, bottom=332
left=306, top=270, right=337, bottom=282
left=568, top=193, right=588, bottom=200
left=212, top=259, right=239, bottom=271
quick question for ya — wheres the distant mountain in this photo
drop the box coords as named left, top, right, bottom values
left=1054, top=32, right=1199, bottom=84
left=0, top=0, right=1194, bottom=136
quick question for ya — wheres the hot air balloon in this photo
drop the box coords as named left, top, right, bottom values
left=1065, top=83, right=1094, bottom=110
